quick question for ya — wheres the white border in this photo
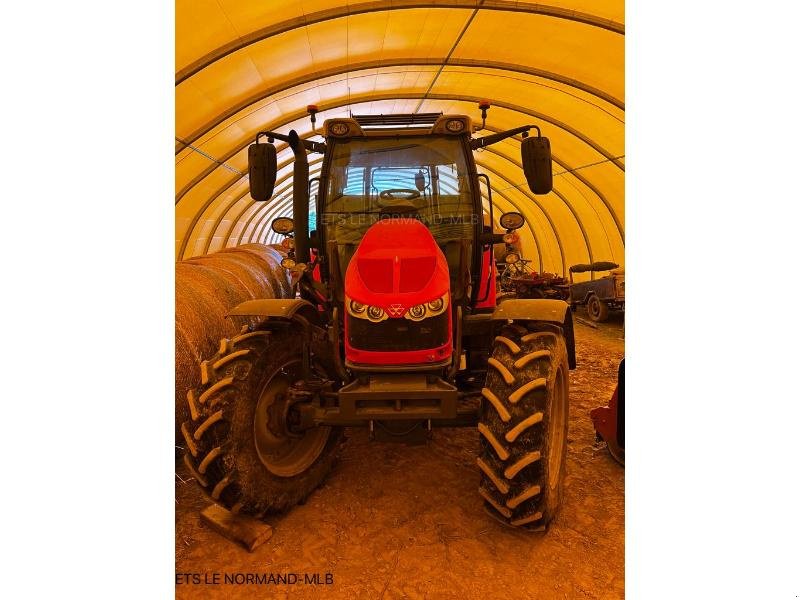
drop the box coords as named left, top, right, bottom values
left=1, top=1, right=173, bottom=598
left=628, top=2, right=800, bottom=598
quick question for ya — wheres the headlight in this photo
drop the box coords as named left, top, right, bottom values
left=427, top=298, right=444, bottom=312
left=349, top=300, right=366, bottom=315
left=504, top=252, right=520, bottom=264
left=346, top=296, right=388, bottom=321
left=330, top=122, right=350, bottom=136
left=345, top=295, right=447, bottom=322
left=407, top=304, right=426, bottom=321
left=445, top=119, right=465, bottom=133
left=280, top=257, right=296, bottom=269
left=367, top=306, right=385, bottom=322
left=405, top=294, right=448, bottom=321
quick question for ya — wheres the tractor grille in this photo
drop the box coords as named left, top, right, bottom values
left=347, top=313, right=449, bottom=352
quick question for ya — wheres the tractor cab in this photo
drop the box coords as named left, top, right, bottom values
left=320, top=114, right=478, bottom=308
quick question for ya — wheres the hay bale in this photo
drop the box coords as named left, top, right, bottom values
left=175, top=244, right=291, bottom=442
left=188, top=254, right=265, bottom=300
left=228, top=243, right=292, bottom=299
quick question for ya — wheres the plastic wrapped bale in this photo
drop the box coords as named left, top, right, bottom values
left=174, top=243, right=291, bottom=442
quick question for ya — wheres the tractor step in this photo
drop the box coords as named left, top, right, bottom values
left=200, top=504, right=273, bottom=552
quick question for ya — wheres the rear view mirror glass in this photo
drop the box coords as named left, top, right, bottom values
left=521, top=136, right=553, bottom=195
left=248, top=142, right=277, bottom=201
left=499, top=211, right=525, bottom=230
left=271, top=217, right=295, bottom=235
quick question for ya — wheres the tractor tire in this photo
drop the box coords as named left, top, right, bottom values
left=181, top=325, right=342, bottom=516
left=587, top=295, right=610, bottom=322
left=478, top=322, right=569, bottom=530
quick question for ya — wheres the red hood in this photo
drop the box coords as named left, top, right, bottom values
left=345, top=218, right=450, bottom=316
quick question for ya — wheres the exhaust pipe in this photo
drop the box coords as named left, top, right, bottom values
left=288, top=130, right=310, bottom=265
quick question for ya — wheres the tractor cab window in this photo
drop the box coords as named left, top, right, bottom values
left=324, top=135, right=476, bottom=299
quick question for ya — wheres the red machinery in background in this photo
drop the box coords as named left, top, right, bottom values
left=591, top=358, right=624, bottom=465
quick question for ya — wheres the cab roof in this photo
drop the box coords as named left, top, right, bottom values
left=323, top=114, right=473, bottom=138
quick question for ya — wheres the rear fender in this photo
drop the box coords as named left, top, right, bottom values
left=491, top=299, right=576, bottom=369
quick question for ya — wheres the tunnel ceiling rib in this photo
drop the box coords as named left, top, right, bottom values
left=177, top=74, right=622, bottom=175
left=176, top=9, right=623, bottom=144
left=176, top=58, right=622, bottom=154
left=176, top=0, right=624, bottom=270
left=177, top=90, right=623, bottom=203
left=176, top=1, right=624, bottom=84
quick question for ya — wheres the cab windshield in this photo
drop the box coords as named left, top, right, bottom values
left=322, top=135, right=476, bottom=297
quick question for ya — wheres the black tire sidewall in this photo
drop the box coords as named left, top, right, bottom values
left=187, top=328, right=342, bottom=515
left=479, top=325, right=570, bottom=528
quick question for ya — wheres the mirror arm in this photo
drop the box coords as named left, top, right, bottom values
left=256, top=130, right=326, bottom=154
left=479, top=232, right=506, bottom=245
left=470, top=125, right=541, bottom=150
left=288, top=131, right=311, bottom=265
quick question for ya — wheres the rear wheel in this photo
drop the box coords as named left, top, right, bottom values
left=587, top=295, right=610, bottom=322
left=478, top=322, right=569, bottom=529
left=181, top=325, right=342, bottom=516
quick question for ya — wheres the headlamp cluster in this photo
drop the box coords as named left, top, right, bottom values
left=404, top=294, right=448, bottom=321
left=329, top=122, right=350, bottom=136
left=346, top=298, right=388, bottom=322
left=445, top=119, right=465, bottom=133
left=346, top=294, right=448, bottom=322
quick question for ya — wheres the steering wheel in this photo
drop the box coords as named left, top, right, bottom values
left=378, top=188, right=421, bottom=204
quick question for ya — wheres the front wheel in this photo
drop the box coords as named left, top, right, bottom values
left=587, top=295, right=610, bottom=322
left=478, top=322, right=569, bottom=529
left=181, top=326, right=342, bottom=516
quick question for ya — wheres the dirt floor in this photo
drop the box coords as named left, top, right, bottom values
left=175, top=312, right=625, bottom=599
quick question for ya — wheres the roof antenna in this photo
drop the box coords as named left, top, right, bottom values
left=307, top=105, right=318, bottom=132
left=478, top=99, right=491, bottom=131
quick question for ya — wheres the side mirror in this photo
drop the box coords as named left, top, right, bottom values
left=521, top=136, right=553, bottom=194
left=248, top=142, right=277, bottom=201
left=271, top=217, right=295, bottom=235
left=499, top=211, right=525, bottom=231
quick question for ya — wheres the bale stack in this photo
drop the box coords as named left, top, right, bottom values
left=175, top=243, right=290, bottom=441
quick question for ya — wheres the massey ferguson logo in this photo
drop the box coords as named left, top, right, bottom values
left=387, top=304, right=404, bottom=317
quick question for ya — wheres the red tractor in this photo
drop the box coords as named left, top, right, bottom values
left=182, top=109, right=576, bottom=530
